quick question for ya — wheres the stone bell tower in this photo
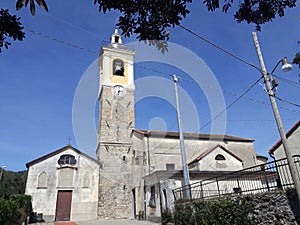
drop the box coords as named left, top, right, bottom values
left=96, top=29, right=135, bottom=219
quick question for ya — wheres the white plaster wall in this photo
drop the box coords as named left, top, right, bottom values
left=25, top=147, right=99, bottom=222
left=26, top=153, right=62, bottom=220
left=273, top=127, right=300, bottom=188
left=198, top=147, right=243, bottom=171
left=256, top=157, right=267, bottom=165
left=274, top=128, right=300, bottom=160
left=71, top=153, right=99, bottom=221
left=146, top=136, right=256, bottom=172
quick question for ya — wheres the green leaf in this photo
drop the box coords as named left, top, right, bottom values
left=35, top=0, right=49, bottom=12
left=30, top=0, right=36, bottom=15
left=16, top=0, right=27, bottom=10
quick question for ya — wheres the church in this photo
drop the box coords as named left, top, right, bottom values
left=25, top=29, right=267, bottom=222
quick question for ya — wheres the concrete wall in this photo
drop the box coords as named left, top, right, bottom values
left=25, top=147, right=99, bottom=222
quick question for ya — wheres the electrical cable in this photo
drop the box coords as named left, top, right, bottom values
left=275, top=96, right=300, bottom=108
left=272, top=74, right=300, bottom=89
left=24, top=28, right=98, bottom=54
left=36, top=9, right=102, bottom=39
left=25, top=27, right=300, bottom=115
left=178, top=24, right=262, bottom=73
left=199, top=76, right=263, bottom=131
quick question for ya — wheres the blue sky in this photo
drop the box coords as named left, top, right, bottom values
left=1, top=0, right=299, bottom=171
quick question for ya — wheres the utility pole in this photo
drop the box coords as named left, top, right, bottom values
left=173, top=74, right=191, bottom=199
left=252, top=32, right=300, bottom=203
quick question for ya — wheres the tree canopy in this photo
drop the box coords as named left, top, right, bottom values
left=0, top=170, right=27, bottom=198
left=0, top=0, right=298, bottom=55
left=16, top=0, right=297, bottom=41
left=0, top=9, right=25, bottom=53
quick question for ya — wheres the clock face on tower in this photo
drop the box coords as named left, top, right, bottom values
left=112, top=85, right=126, bottom=97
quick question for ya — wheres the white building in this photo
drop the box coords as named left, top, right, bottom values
left=269, top=120, right=300, bottom=160
left=269, top=120, right=300, bottom=189
left=25, top=145, right=100, bottom=222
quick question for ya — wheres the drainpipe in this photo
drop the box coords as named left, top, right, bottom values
left=146, top=132, right=151, bottom=174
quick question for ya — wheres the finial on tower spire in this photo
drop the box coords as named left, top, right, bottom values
left=111, top=28, right=122, bottom=47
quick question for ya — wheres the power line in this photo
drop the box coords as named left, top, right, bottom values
left=25, top=28, right=98, bottom=54
left=27, top=27, right=174, bottom=78
left=134, top=64, right=173, bottom=78
left=178, top=24, right=300, bottom=113
left=37, top=9, right=102, bottom=40
left=178, top=74, right=300, bottom=114
left=224, top=89, right=300, bottom=114
left=178, top=24, right=262, bottom=73
left=199, top=76, right=263, bottom=131
left=275, top=96, right=300, bottom=108
left=273, top=74, right=300, bottom=89
left=26, top=27, right=300, bottom=115
left=227, top=118, right=299, bottom=123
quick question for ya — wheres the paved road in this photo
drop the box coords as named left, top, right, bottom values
left=37, top=220, right=160, bottom=225
left=76, top=220, right=160, bottom=225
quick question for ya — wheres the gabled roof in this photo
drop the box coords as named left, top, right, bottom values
left=132, top=129, right=253, bottom=142
left=188, top=144, right=243, bottom=165
left=269, top=120, right=300, bottom=154
left=26, top=145, right=100, bottom=168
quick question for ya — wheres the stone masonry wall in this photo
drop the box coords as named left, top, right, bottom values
left=98, top=144, right=133, bottom=219
left=249, top=190, right=300, bottom=225
left=174, top=190, right=300, bottom=225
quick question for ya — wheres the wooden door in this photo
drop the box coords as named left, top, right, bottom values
left=55, top=190, right=72, bottom=221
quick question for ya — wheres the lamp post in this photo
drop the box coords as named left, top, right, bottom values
left=173, top=74, right=191, bottom=199
left=0, top=166, right=7, bottom=181
left=252, top=32, right=300, bottom=203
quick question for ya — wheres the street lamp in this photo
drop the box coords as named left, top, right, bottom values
left=0, top=166, right=7, bottom=181
left=252, top=32, right=300, bottom=204
left=173, top=74, right=191, bottom=199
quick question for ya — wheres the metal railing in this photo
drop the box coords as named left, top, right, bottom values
left=173, top=155, right=300, bottom=202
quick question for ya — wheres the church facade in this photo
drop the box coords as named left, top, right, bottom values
left=25, top=30, right=267, bottom=222
left=25, top=145, right=100, bottom=222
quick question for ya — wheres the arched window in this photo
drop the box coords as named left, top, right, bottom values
left=58, top=154, right=77, bottom=166
left=82, top=174, right=90, bottom=188
left=37, top=171, right=48, bottom=189
left=215, top=154, right=226, bottom=161
left=113, top=59, right=124, bottom=76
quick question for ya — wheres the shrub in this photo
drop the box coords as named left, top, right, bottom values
left=161, top=209, right=173, bottom=225
left=174, top=203, right=194, bottom=225
left=173, top=196, right=256, bottom=225
left=0, top=194, right=32, bottom=225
